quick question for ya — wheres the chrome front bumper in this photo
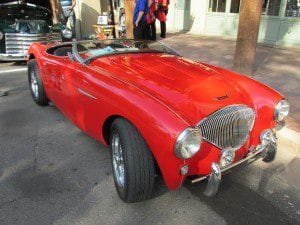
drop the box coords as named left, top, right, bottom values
left=0, top=53, right=26, bottom=61
left=190, top=131, right=277, bottom=197
left=0, top=32, right=61, bottom=61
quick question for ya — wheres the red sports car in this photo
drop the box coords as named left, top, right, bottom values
left=27, top=40, right=289, bottom=202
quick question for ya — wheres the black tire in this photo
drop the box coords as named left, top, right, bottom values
left=28, top=59, right=49, bottom=106
left=110, top=118, right=155, bottom=203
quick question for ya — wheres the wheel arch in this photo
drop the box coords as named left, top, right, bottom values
left=102, top=114, right=123, bottom=145
left=29, top=53, right=35, bottom=60
left=102, top=114, right=162, bottom=174
left=97, top=86, right=188, bottom=190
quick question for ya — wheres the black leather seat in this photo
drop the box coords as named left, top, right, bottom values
left=53, top=47, right=72, bottom=56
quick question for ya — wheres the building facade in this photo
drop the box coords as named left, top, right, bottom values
left=74, top=0, right=125, bottom=39
left=166, top=0, right=300, bottom=47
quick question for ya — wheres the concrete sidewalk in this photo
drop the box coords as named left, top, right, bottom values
left=162, top=33, right=300, bottom=133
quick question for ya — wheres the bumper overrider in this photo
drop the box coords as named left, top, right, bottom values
left=189, top=129, right=277, bottom=197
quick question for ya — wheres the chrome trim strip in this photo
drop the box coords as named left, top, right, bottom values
left=78, top=88, right=98, bottom=100
left=5, top=33, right=61, bottom=37
left=4, top=33, right=61, bottom=57
left=190, top=147, right=264, bottom=184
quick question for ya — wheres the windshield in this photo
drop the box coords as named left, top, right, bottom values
left=73, top=39, right=179, bottom=64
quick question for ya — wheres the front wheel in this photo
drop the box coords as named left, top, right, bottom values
left=110, top=118, right=155, bottom=203
left=28, top=59, right=48, bottom=106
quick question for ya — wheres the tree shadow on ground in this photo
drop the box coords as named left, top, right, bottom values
left=185, top=175, right=299, bottom=225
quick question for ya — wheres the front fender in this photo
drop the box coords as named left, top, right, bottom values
left=77, top=65, right=190, bottom=190
left=203, top=64, right=283, bottom=145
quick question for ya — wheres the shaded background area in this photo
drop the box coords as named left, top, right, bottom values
left=166, top=0, right=300, bottom=48
left=0, top=0, right=51, bottom=8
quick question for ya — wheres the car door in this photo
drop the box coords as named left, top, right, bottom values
left=56, top=60, right=88, bottom=127
left=40, top=54, right=64, bottom=105
left=64, top=63, right=102, bottom=135
left=41, top=53, right=74, bottom=118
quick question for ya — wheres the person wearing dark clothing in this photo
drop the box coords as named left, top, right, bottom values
left=60, top=0, right=76, bottom=38
left=157, top=0, right=169, bottom=38
left=147, top=0, right=157, bottom=40
left=133, top=0, right=150, bottom=40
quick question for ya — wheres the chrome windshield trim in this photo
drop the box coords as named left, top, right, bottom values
left=78, top=88, right=98, bottom=100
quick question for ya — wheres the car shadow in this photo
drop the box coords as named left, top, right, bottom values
left=13, top=61, right=27, bottom=66
left=151, top=175, right=169, bottom=199
left=184, top=170, right=299, bottom=225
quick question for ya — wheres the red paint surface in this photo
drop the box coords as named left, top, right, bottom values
left=27, top=43, right=283, bottom=190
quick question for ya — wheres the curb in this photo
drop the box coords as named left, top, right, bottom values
left=277, top=127, right=300, bottom=156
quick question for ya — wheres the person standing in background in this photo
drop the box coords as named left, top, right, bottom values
left=147, top=0, right=157, bottom=40
left=133, top=0, right=150, bottom=40
left=157, top=0, right=169, bottom=38
left=116, top=7, right=126, bottom=38
left=60, top=0, right=76, bottom=39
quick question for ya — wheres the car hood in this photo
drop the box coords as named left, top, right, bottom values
left=0, top=2, right=50, bottom=21
left=91, top=53, right=256, bottom=125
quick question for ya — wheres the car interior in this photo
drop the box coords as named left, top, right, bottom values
left=46, top=44, right=87, bottom=57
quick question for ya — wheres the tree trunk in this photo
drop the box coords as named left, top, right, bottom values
left=233, top=0, right=263, bottom=76
left=124, top=0, right=135, bottom=39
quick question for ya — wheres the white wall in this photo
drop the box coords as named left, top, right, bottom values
left=166, top=0, right=208, bottom=34
left=189, top=0, right=208, bottom=34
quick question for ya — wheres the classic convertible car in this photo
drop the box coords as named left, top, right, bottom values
left=27, top=40, right=289, bottom=202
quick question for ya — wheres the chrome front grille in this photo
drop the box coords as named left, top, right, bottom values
left=5, top=33, right=61, bottom=56
left=198, top=105, right=255, bottom=150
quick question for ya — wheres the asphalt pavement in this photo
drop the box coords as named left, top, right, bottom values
left=0, top=63, right=299, bottom=225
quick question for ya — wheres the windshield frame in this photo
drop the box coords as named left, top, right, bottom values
left=66, top=39, right=180, bottom=65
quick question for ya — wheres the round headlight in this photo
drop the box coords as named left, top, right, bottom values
left=274, top=99, right=290, bottom=122
left=0, top=31, right=4, bottom=41
left=62, top=28, right=72, bottom=39
left=174, top=127, right=202, bottom=159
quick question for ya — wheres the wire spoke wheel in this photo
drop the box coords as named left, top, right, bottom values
left=30, top=70, right=38, bottom=98
left=110, top=118, right=155, bottom=202
left=28, top=59, right=48, bottom=106
left=112, top=132, right=125, bottom=189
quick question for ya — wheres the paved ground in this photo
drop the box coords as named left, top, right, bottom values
left=162, top=33, right=300, bottom=132
left=0, top=61, right=299, bottom=225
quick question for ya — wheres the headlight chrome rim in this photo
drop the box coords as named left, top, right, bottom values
left=274, top=99, right=290, bottom=122
left=174, top=127, right=202, bottom=159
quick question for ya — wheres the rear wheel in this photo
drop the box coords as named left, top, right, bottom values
left=110, top=118, right=155, bottom=202
left=28, top=59, right=48, bottom=106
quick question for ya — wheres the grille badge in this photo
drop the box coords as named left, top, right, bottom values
left=215, top=94, right=229, bottom=101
